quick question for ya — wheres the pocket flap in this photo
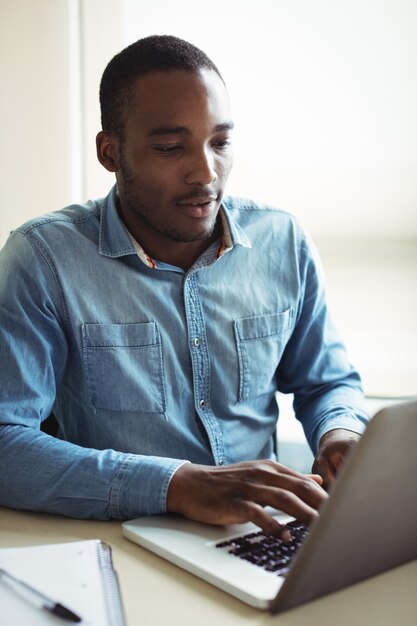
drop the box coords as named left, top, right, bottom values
left=82, top=322, right=158, bottom=347
left=234, top=309, right=293, bottom=341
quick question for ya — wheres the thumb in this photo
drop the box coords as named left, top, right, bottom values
left=307, top=473, right=324, bottom=485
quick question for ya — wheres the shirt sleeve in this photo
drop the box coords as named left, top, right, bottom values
left=277, top=225, right=369, bottom=453
left=0, top=230, right=186, bottom=519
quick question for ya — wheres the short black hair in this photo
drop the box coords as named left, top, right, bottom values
left=99, top=35, right=223, bottom=137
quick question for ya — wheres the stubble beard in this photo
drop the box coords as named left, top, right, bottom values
left=118, top=156, right=219, bottom=244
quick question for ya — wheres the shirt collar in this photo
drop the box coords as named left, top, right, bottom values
left=98, top=186, right=137, bottom=258
left=220, top=197, right=252, bottom=250
left=98, top=186, right=252, bottom=265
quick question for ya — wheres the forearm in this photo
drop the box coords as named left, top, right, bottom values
left=294, top=380, right=369, bottom=454
left=277, top=227, right=370, bottom=453
left=0, top=424, right=186, bottom=520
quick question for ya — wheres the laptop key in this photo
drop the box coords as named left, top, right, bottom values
left=215, top=522, right=308, bottom=576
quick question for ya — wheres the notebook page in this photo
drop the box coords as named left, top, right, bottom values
left=0, top=540, right=109, bottom=626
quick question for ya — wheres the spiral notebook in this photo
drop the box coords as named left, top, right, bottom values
left=0, top=539, right=125, bottom=626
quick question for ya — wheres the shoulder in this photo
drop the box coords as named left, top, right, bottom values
left=3, top=197, right=107, bottom=262
left=0, top=197, right=106, bottom=277
left=14, top=198, right=102, bottom=238
left=221, top=196, right=321, bottom=278
left=223, top=195, right=302, bottom=228
left=222, top=195, right=307, bottom=242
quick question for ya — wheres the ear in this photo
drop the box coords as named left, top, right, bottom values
left=96, top=131, right=120, bottom=172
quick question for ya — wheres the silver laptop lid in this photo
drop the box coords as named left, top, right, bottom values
left=272, top=400, right=417, bottom=613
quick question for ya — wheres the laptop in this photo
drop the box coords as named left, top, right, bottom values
left=122, top=401, right=417, bottom=612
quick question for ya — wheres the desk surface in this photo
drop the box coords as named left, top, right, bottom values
left=0, top=507, right=416, bottom=626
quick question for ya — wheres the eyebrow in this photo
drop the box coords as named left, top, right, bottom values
left=147, top=122, right=234, bottom=137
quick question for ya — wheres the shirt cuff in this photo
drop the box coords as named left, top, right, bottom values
left=108, top=454, right=190, bottom=519
left=315, top=416, right=368, bottom=452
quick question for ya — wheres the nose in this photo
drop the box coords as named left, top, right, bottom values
left=184, top=148, right=217, bottom=185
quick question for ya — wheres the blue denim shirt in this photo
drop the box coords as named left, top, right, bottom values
left=0, top=186, right=368, bottom=519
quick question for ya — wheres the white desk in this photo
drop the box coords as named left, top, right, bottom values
left=0, top=506, right=416, bottom=626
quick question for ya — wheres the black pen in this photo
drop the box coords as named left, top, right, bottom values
left=0, top=567, right=82, bottom=622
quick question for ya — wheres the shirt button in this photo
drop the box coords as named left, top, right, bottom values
left=194, top=338, right=200, bottom=347
left=199, top=399, right=205, bottom=408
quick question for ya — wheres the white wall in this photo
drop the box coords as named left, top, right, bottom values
left=0, top=0, right=73, bottom=244
left=0, top=0, right=122, bottom=246
left=1, top=0, right=416, bottom=246
left=117, top=0, right=417, bottom=241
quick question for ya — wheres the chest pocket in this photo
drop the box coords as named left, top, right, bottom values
left=82, top=322, right=166, bottom=413
left=234, top=309, right=294, bottom=402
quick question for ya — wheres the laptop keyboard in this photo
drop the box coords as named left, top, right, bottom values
left=215, top=519, right=308, bottom=576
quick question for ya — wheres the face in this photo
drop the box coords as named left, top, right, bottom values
left=98, top=69, right=234, bottom=258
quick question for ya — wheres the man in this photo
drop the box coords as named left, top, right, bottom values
left=0, top=35, right=368, bottom=536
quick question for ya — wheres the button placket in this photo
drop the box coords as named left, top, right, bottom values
left=183, top=272, right=225, bottom=463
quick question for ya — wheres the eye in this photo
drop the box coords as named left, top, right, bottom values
left=153, top=145, right=182, bottom=154
left=213, top=139, right=232, bottom=151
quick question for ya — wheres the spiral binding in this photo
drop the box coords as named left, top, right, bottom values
left=96, top=542, right=126, bottom=626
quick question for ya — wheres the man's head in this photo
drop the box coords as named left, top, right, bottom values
left=99, top=34, right=224, bottom=140
left=96, top=35, right=233, bottom=268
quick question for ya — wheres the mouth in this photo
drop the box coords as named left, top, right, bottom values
left=176, top=196, right=218, bottom=218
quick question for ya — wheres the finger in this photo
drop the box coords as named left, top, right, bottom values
left=326, top=449, right=346, bottom=472
left=311, top=457, right=335, bottom=490
left=227, top=460, right=326, bottom=489
left=307, top=473, right=324, bottom=485
left=242, top=501, right=292, bottom=540
left=236, top=480, right=323, bottom=528
left=270, top=461, right=321, bottom=481
left=242, top=466, right=328, bottom=510
left=272, top=463, right=325, bottom=488
left=276, top=473, right=327, bottom=509
left=243, top=459, right=316, bottom=481
left=257, top=485, right=323, bottom=525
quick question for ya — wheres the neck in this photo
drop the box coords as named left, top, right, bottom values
left=120, top=211, right=222, bottom=272
left=150, top=232, right=220, bottom=271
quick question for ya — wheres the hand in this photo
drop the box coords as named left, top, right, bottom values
left=312, top=429, right=361, bottom=490
left=167, top=460, right=328, bottom=538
